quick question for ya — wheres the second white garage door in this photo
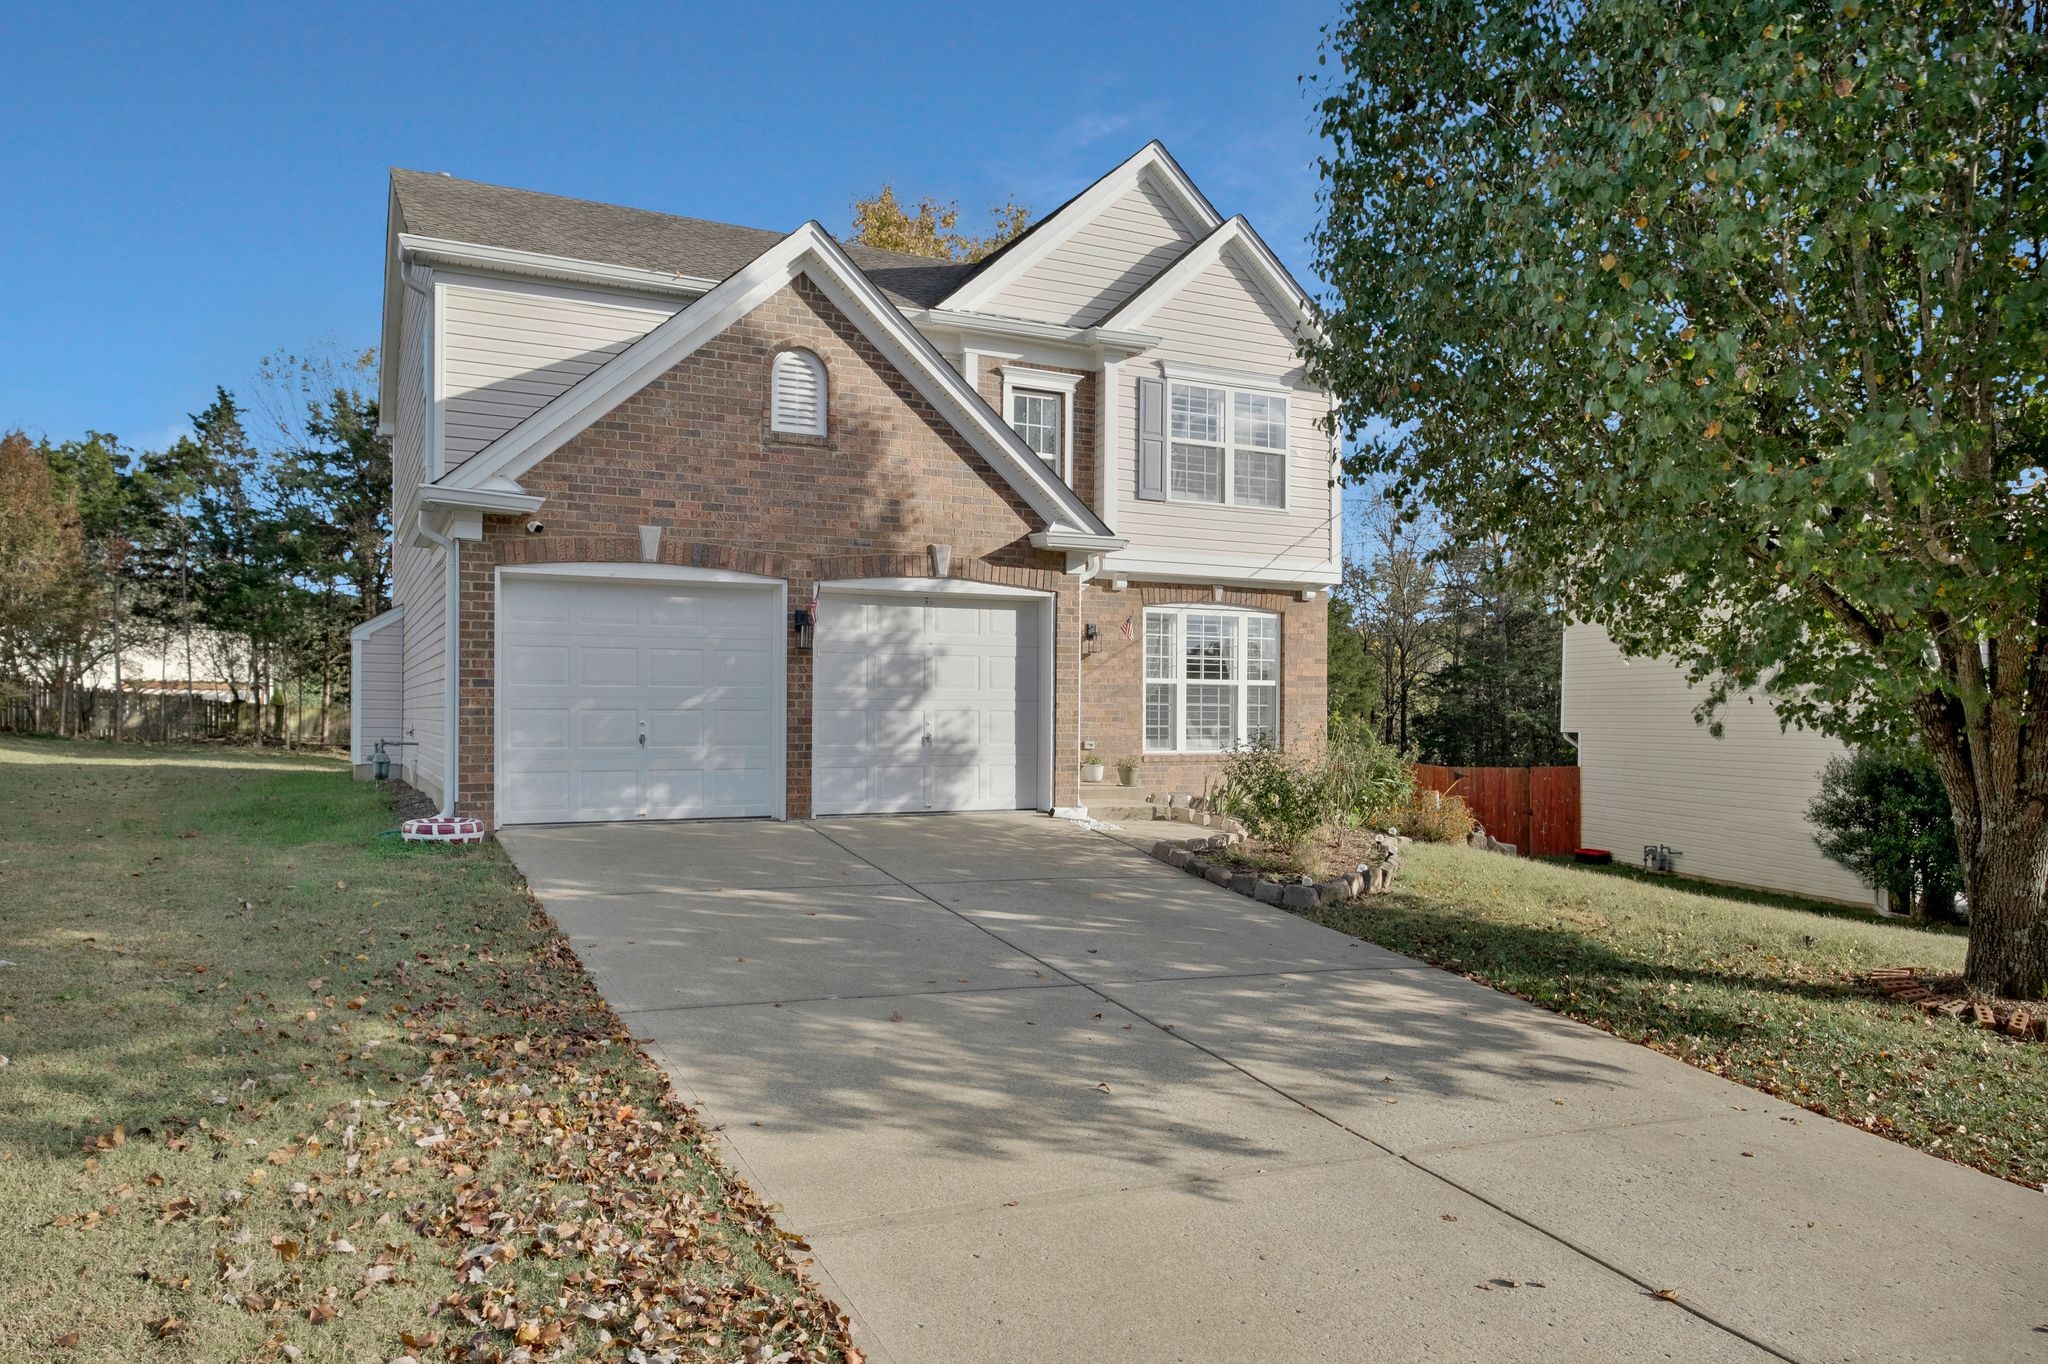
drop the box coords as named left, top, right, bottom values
left=813, top=589, right=1045, bottom=815
left=498, top=572, right=782, bottom=824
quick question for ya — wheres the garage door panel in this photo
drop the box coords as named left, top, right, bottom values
left=499, top=576, right=781, bottom=824
left=506, top=707, right=571, bottom=750
left=579, top=647, right=640, bottom=687
left=506, top=643, right=571, bottom=684
left=812, top=591, right=1043, bottom=816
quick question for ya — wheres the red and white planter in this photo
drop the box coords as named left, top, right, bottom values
left=400, top=816, right=486, bottom=845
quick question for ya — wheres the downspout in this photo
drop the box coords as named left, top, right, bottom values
left=414, top=521, right=461, bottom=818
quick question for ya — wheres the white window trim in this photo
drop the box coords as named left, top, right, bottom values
left=1163, top=378, right=1290, bottom=511
left=1141, top=604, right=1282, bottom=755
left=1001, top=366, right=1082, bottom=483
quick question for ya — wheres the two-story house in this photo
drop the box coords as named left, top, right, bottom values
left=349, top=143, right=1338, bottom=826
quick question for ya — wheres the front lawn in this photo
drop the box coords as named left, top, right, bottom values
left=0, top=737, right=852, bottom=1363
left=1291, top=843, right=2048, bottom=1188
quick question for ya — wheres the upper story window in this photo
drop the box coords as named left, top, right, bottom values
left=1142, top=605, right=1281, bottom=753
left=1011, top=390, right=1063, bottom=467
left=770, top=349, right=828, bottom=436
left=1001, top=367, right=1083, bottom=482
left=1167, top=381, right=1287, bottom=509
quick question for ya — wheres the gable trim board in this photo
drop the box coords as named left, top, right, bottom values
left=432, top=222, right=1122, bottom=552
left=938, top=143, right=1224, bottom=316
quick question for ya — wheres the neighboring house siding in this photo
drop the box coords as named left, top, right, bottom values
left=390, top=281, right=445, bottom=800
left=982, top=178, right=1201, bottom=328
left=1107, top=248, right=1335, bottom=577
left=438, top=273, right=679, bottom=471
left=1560, top=622, right=1871, bottom=905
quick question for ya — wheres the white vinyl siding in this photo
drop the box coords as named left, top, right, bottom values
left=982, top=177, right=1202, bottom=327
left=388, top=282, right=445, bottom=800
left=1560, top=623, right=1874, bottom=905
left=1142, top=607, right=1280, bottom=753
left=350, top=612, right=405, bottom=764
left=437, top=273, right=678, bottom=470
left=1108, top=244, right=1335, bottom=580
left=771, top=349, right=828, bottom=435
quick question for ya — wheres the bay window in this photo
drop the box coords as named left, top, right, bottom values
left=1142, top=606, right=1281, bottom=752
left=1167, top=380, right=1287, bottom=509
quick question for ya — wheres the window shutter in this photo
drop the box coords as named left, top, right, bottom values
left=771, top=351, right=827, bottom=436
left=1136, top=375, right=1166, bottom=500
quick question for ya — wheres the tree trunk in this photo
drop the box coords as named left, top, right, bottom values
left=1958, top=814, right=2048, bottom=998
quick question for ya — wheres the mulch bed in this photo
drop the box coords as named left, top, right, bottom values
left=1865, top=967, right=2048, bottom=1043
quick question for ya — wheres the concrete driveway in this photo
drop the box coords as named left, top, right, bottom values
left=501, top=814, right=2044, bottom=1364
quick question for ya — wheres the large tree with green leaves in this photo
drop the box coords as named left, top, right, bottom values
left=1306, top=1, right=2047, bottom=995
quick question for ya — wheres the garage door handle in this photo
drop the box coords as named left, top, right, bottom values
left=639, top=732, right=647, bottom=747
left=921, top=733, right=931, bottom=746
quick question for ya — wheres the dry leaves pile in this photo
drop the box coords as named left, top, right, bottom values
left=377, top=922, right=858, bottom=1363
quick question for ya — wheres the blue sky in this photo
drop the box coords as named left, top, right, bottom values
left=2, top=0, right=1340, bottom=451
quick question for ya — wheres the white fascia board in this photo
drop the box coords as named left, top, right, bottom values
left=1104, top=547, right=1340, bottom=588
left=418, top=484, right=544, bottom=516
left=1157, top=359, right=1297, bottom=394
left=822, top=576, right=1054, bottom=600
left=437, top=222, right=1115, bottom=541
left=349, top=605, right=406, bottom=642
left=1099, top=217, right=1320, bottom=338
left=1030, top=530, right=1128, bottom=552
left=907, top=306, right=1159, bottom=357
left=397, top=233, right=720, bottom=299
left=938, top=142, right=1224, bottom=314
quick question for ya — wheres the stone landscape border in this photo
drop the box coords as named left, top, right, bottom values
left=1148, top=830, right=1396, bottom=910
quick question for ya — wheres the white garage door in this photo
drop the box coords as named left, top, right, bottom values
left=813, top=590, right=1044, bottom=815
left=498, top=574, right=781, bottom=823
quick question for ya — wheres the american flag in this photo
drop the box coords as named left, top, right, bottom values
left=1118, top=615, right=1134, bottom=641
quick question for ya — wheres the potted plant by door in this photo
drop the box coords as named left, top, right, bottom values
left=1082, top=754, right=1106, bottom=783
left=1116, top=756, right=1140, bottom=787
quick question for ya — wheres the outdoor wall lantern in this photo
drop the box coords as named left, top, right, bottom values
left=791, top=607, right=814, bottom=651
left=1083, top=623, right=1100, bottom=642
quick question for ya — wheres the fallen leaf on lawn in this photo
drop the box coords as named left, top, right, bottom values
left=149, top=1315, right=184, bottom=1339
left=272, top=1236, right=301, bottom=1261
left=51, top=1331, right=80, bottom=1349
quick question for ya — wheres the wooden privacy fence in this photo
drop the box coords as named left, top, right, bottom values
left=1413, top=763, right=1581, bottom=857
left=0, top=687, right=334, bottom=746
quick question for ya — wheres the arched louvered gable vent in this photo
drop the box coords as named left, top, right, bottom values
left=770, top=349, right=828, bottom=436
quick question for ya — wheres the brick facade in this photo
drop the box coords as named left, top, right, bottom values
left=444, top=275, right=1325, bottom=826
left=451, top=277, right=1076, bottom=824
left=1078, top=582, right=1327, bottom=799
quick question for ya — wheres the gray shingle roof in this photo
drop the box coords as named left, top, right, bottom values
left=390, top=169, right=977, bottom=309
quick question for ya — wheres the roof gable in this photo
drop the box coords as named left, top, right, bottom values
left=434, top=223, right=1118, bottom=546
left=938, top=143, right=1223, bottom=316
left=1097, top=216, right=1319, bottom=340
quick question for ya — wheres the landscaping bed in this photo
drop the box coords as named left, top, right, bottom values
left=0, top=737, right=854, bottom=1363
left=1283, top=841, right=2048, bottom=1188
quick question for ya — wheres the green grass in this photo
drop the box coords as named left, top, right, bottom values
left=1294, top=842, right=2048, bottom=1188
left=0, top=736, right=850, bottom=1362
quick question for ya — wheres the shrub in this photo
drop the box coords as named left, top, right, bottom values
left=1398, top=788, right=1478, bottom=843
left=1215, top=740, right=1329, bottom=855
left=1808, top=749, right=1960, bottom=920
left=1323, top=713, right=1413, bottom=830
